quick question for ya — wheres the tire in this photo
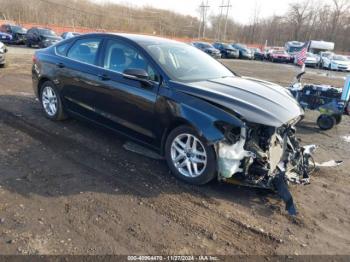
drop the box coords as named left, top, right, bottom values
left=39, top=80, right=67, bottom=121
left=333, top=114, right=342, bottom=125
left=317, top=114, right=336, bottom=130
left=165, top=125, right=217, bottom=185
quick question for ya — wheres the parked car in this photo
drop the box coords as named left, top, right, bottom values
left=32, top=32, right=314, bottom=209
left=0, top=41, right=8, bottom=67
left=269, top=50, right=291, bottom=63
left=192, top=42, right=221, bottom=58
left=26, top=27, right=62, bottom=48
left=212, top=42, right=239, bottom=59
left=0, top=32, right=12, bottom=43
left=231, top=43, right=253, bottom=59
left=61, top=32, right=81, bottom=40
left=251, top=48, right=264, bottom=60
left=0, top=24, right=27, bottom=44
left=304, top=52, right=319, bottom=68
left=318, top=51, right=334, bottom=68
left=322, top=54, right=350, bottom=71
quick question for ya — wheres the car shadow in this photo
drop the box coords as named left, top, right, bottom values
left=0, top=94, right=284, bottom=219
left=297, top=120, right=332, bottom=137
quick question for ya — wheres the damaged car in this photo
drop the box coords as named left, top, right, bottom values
left=32, top=33, right=316, bottom=214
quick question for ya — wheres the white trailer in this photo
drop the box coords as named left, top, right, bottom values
left=309, top=40, right=335, bottom=54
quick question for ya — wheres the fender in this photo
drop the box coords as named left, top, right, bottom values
left=157, top=84, right=244, bottom=148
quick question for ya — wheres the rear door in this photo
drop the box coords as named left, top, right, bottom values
left=57, top=37, right=105, bottom=117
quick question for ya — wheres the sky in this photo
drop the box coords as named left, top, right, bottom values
left=95, top=0, right=335, bottom=24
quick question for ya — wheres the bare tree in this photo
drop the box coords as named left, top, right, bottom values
left=287, top=0, right=312, bottom=40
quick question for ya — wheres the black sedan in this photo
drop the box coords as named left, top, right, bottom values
left=212, top=42, right=239, bottom=59
left=191, top=42, right=221, bottom=59
left=32, top=33, right=312, bottom=201
left=251, top=48, right=264, bottom=60
left=26, top=27, right=62, bottom=48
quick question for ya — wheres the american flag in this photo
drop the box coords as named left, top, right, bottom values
left=296, top=41, right=310, bottom=66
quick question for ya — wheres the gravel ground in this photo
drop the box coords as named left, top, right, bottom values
left=0, top=46, right=349, bottom=255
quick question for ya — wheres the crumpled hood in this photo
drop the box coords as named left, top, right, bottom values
left=172, top=76, right=304, bottom=127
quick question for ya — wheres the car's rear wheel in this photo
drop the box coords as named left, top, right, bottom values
left=40, top=81, right=67, bottom=121
left=165, top=126, right=216, bottom=185
left=317, top=114, right=336, bottom=130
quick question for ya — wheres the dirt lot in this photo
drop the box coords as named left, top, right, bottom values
left=0, top=46, right=349, bottom=255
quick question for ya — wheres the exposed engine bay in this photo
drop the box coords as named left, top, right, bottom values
left=216, top=120, right=316, bottom=215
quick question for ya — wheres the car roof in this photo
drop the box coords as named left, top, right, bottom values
left=78, top=33, right=183, bottom=46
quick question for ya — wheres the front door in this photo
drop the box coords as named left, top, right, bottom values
left=89, top=38, right=160, bottom=145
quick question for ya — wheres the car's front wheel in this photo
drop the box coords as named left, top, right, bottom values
left=165, top=126, right=217, bottom=185
left=40, top=81, right=67, bottom=121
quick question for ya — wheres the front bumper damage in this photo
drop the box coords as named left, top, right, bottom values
left=215, top=124, right=316, bottom=216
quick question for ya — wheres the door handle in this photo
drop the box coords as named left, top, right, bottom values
left=98, top=74, right=111, bottom=81
left=56, top=62, right=65, bottom=68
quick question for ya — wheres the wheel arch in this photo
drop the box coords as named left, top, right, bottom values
left=159, top=98, right=244, bottom=156
left=37, top=76, right=52, bottom=101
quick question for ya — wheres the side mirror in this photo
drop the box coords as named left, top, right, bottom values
left=123, top=68, right=149, bottom=79
left=123, top=68, right=152, bottom=86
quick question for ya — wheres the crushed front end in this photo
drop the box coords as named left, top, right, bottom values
left=215, top=118, right=316, bottom=215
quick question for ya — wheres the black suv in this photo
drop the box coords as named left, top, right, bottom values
left=0, top=24, right=27, bottom=44
left=26, top=27, right=62, bottom=48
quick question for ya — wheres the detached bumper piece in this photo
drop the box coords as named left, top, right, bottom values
left=272, top=172, right=297, bottom=216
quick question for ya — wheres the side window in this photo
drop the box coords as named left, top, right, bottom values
left=67, top=38, right=101, bottom=65
left=103, top=39, right=159, bottom=82
left=56, top=42, right=71, bottom=56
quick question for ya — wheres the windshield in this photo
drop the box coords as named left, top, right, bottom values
left=11, top=26, right=27, bottom=34
left=333, top=55, right=348, bottom=61
left=221, top=44, right=232, bottom=49
left=322, top=52, right=332, bottom=58
left=234, top=44, right=247, bottom=49
left=197, top=42, right=213, bottom=49
left=38, top=29, right=57, bottom=37
left=290, top=47, right=302, bottom=53
left=145, top=43, right=234, bottom=82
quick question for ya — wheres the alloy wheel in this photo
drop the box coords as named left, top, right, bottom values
left=170, top=133, right=207, bottom=178
left=41, top=86, right=58, bottom=117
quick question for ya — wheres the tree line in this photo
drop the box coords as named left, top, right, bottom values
left=0, top=0, right=349, bottom=51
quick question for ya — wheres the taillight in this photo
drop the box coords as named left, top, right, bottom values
left=32, top=54, right=37, bottom=63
